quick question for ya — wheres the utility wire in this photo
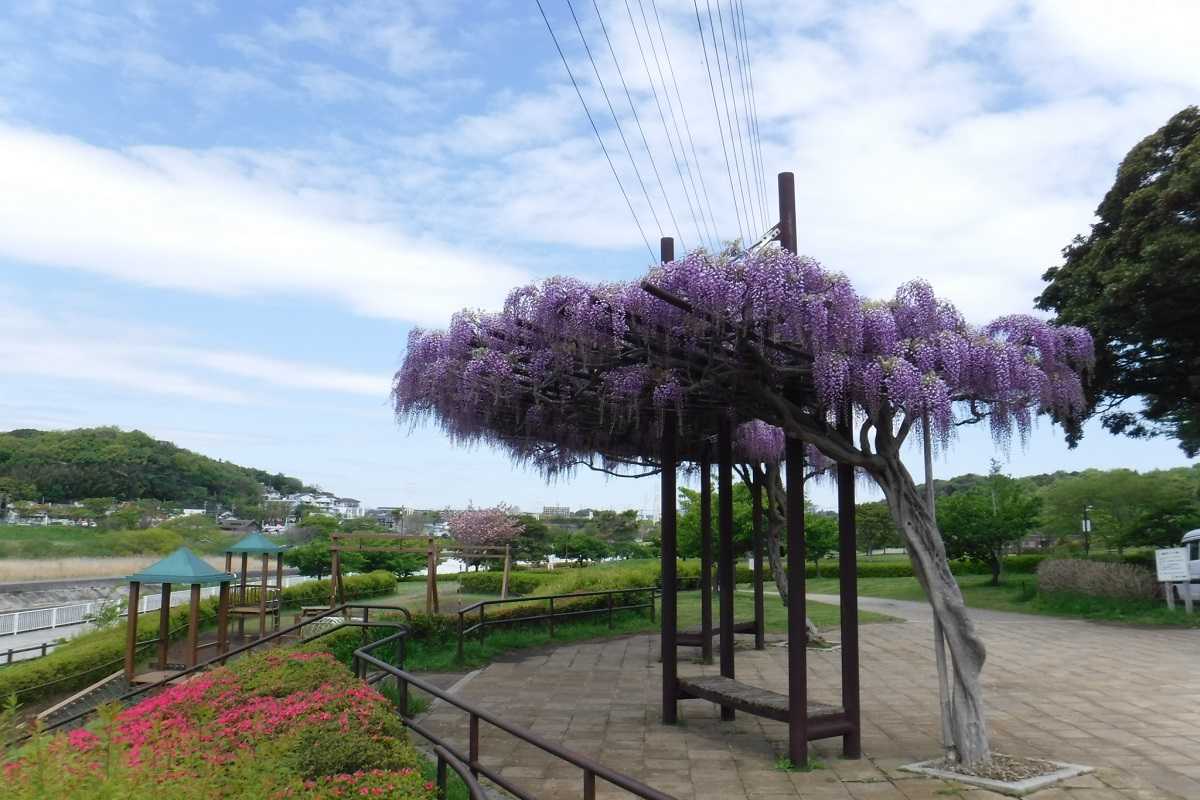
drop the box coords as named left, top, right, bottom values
left=591, top=0, right=689, bottom=250
left=728, top=0, right=763, bottom=231
left=649, top=0, right=722, bottom=251
left=564, top=0, right=667, bottom=246
left=625, top=0, right=713, bottom=250
left=692, top=0, right=747, bottom=244
left=735, top=0, right=769, bottom=229
left=711, top=0, right=758, bottom=236
left=536, top=0, right=655, bottom=260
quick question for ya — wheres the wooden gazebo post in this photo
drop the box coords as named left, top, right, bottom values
left=157, top=582, right=172, bottom=669
left=124, top=580, right=141, bottom=680
left=274, top=552, right=284, bottom=631
left=699, top=444, right=713, bottom=664
left=660, top=405, right=678, bottom=725
left=717, top=417, right=735, bottom=722
left=238, top=552, right=248, bottom=637
left=187, top=583, right=201, bottom=667
left=258, top=552, right=269, bottom=638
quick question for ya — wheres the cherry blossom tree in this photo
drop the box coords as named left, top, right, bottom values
left=394, top=249, right=1091, bottom=766
left=446, top=506, right=522, bottom=549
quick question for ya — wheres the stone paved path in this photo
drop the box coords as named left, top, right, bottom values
left=417, top=597, right=1200, bottom=799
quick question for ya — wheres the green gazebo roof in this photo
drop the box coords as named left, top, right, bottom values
left=127, top=547, right=235, bottom=585
left=225, top=531, right=289, bottom=554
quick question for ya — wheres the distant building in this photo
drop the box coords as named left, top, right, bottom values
left=541, top=505, right=571, bottom=519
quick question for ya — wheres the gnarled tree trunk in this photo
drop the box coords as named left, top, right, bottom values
left=873, top=455, right=991, bottom=767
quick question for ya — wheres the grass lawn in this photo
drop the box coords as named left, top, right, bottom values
left=804, top=574, right=1200, bottom=628
left=370, top=582, right=498, bottom=614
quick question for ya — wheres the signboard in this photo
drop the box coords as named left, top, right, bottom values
left=1155, top=548, right=1190, bottom=583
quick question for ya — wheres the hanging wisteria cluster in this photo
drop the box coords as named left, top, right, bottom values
left=394, top=249, right=1092, bottom=473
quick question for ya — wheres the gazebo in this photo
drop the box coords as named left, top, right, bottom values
left=124, top=547, right=234, bottom=683
left=224, top=532, right=288, bottom=639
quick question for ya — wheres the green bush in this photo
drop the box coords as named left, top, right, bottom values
left=457, top=571, right=546, bottom=595
left=280, top=570, right=396, bottom=605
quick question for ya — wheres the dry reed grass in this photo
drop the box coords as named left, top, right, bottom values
left=0, top=555, right=228, bottom=583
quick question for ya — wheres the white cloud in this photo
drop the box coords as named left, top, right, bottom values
left=0, top=300, right=391, bottom=404
left=0, top=123, right=527, bottom=325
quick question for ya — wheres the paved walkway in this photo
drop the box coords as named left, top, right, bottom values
left=417, top=597, right=1200, bottom=799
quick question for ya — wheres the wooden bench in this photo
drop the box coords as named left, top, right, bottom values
left=677, top=675, right=842, bottom=725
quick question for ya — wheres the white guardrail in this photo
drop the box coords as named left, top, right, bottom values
left=0, top=574, right=312, bottom=638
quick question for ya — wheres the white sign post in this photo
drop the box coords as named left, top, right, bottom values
left=1155, top=548, right=1192, bottom=613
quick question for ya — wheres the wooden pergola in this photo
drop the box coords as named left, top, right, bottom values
left=224, top=532, right=288, bottom=639
left=124, top=547, right=234, bottom=683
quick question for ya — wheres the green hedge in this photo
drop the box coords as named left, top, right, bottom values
left=280, top=570, right=396, bottom=605
left=456, top=571, right=544, bottom=595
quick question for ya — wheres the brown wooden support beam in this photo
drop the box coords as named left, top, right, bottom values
left=124, top=580, right=140, bottom=681
left=785, top=434, right=809, bottom=766
left=699, top=443, right=713, bottom=665
left=837, top=411, right=862, bottom=758
left=187, top=583, right=201, bottom=668
left=752, top=468, right=766, bottom=650
left=157, top=583, right=171, bottom=669
left=217, top=580, right=230, bottom=656
left=717, top=417, right=736, bottom=722
left=660, top=233, right=678, bottom=726
left=259, top=553, right=269, bottom=639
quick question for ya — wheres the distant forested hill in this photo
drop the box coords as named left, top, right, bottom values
left=0, top=427, right=310, bottom=505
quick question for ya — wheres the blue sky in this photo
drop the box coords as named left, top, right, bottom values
left=1, top=1, right=1197, bottom=513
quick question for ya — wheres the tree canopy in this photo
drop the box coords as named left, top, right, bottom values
left=0, top=427, right=311, bottom=505
left=1038, top=106, right=1200, bottom=455
left=938, top=464, right=1040, bottom=584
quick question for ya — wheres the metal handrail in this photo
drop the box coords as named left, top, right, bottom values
left=354, top=632, right=675, bottom=800
left=33, top=602, right=412, bottom=736
left=431, top=744, right=487, bottom=800
left=455, top=586, right=657, bottom=663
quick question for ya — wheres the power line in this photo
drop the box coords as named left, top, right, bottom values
left=711, top=0, right=758, bottom=236
left=536, top=0, right=655, bottom=260
left=590, top=0, right=690, bottom=250
left=734, top=0, right=769, bottom=229
left=564, top=0, right=667, bottom=245
left=649, top=0, right=722, bottom=252
left=728, top=0, right=763, bottom=231
left=625, top=0, right=714, bottom=250
left=692, top=0, right=747, bottom=244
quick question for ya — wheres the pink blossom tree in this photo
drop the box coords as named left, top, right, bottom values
left=446, top=506, right=522, bottom=550
left=394, top=249, right=1092, bottom=766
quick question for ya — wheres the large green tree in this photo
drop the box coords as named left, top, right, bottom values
left=1038, top=106, right=1200, bottom=455
left=938, top=464, right=1041, bottom=585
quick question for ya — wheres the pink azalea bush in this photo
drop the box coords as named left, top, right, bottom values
left=3, top=651, right=435, bottom=799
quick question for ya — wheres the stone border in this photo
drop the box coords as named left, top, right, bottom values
left=901, top=757, right=1094, bottom=797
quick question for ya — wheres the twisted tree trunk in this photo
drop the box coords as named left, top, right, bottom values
left=873, top=456, right=991, bottom=767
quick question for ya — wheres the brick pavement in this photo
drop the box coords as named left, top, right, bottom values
left=416, top=597, right=1200, bottom=799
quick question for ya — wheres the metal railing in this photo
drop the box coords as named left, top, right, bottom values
left=354, top=631, right=675, bottom=800
left=34, top=602, right=412, bottom=736
left=456, top=586, right=656, bottom=663
left=3, top=640, right=64, bottom=666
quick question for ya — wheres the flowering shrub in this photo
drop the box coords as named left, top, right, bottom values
left=3, top=651, right=434, bottom=799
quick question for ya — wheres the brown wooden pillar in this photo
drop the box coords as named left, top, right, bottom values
left=699, top=443, right=714, bottom=664
left=187, top=583, right=201, bottom=668
left=238, top=552, right=248, bottom=637
left=157, top=582, right=172, bottom=669
left=717, top=417, right=736, bottom=721
left=217, top=580, right=230, bottom=657
left=274, top=553, right=284, bottom=631
left=124, top=580, right=141, bottom=680
left=785, top=434, right=809, bottom=766
left=660, top=403, right=678, bottom=722
left=224, top=551, right=232, bottom=574
left=258, top=553, right=269, bottom=638
left=331, top=546, right=341, bottom=609
left=751, top=467, right=766, bottom=650
left=837, top=413, right=862, bottom=758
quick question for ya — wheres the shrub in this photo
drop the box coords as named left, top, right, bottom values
left=1036, top=558, right=1159, bottom=601
left=457, top=571, right=545, bottom=595
left=280, top=569, right=396, bottom=605
left=2, top=650, right=435, bottom=799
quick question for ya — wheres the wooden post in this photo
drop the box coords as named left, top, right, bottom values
left=501, top=545, right=512, bottom=600
left=331, top=547, right=342, bottom=610
left=717, top=417, right=736, bottom=721
left=187, top=584, right=201, bottom=668
left=1166, top=583, right=1176, bottom=610
left=125, top=580, right=141, bottom=680
left=752, top=468, right=766, bottom=650
left=224, top=552, right=232, bottom=574
left=274, top=553, right=284, bottom=631
left=217, top=580, right=230, bottom=656
left=1183, top=585, right=1194, bottom=614
left=699, top=443, right=714, bottom=664
left=837, top=411, right=862, bottom=758
left=157, top=582, right=172, bottom=669
left=259, top=553, right=268, bottom=638
left=238, top=552, right=248, bottom=637
left=785, top=433, right=809, bottom=766
left=660, top=405, right=678, bottom=725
